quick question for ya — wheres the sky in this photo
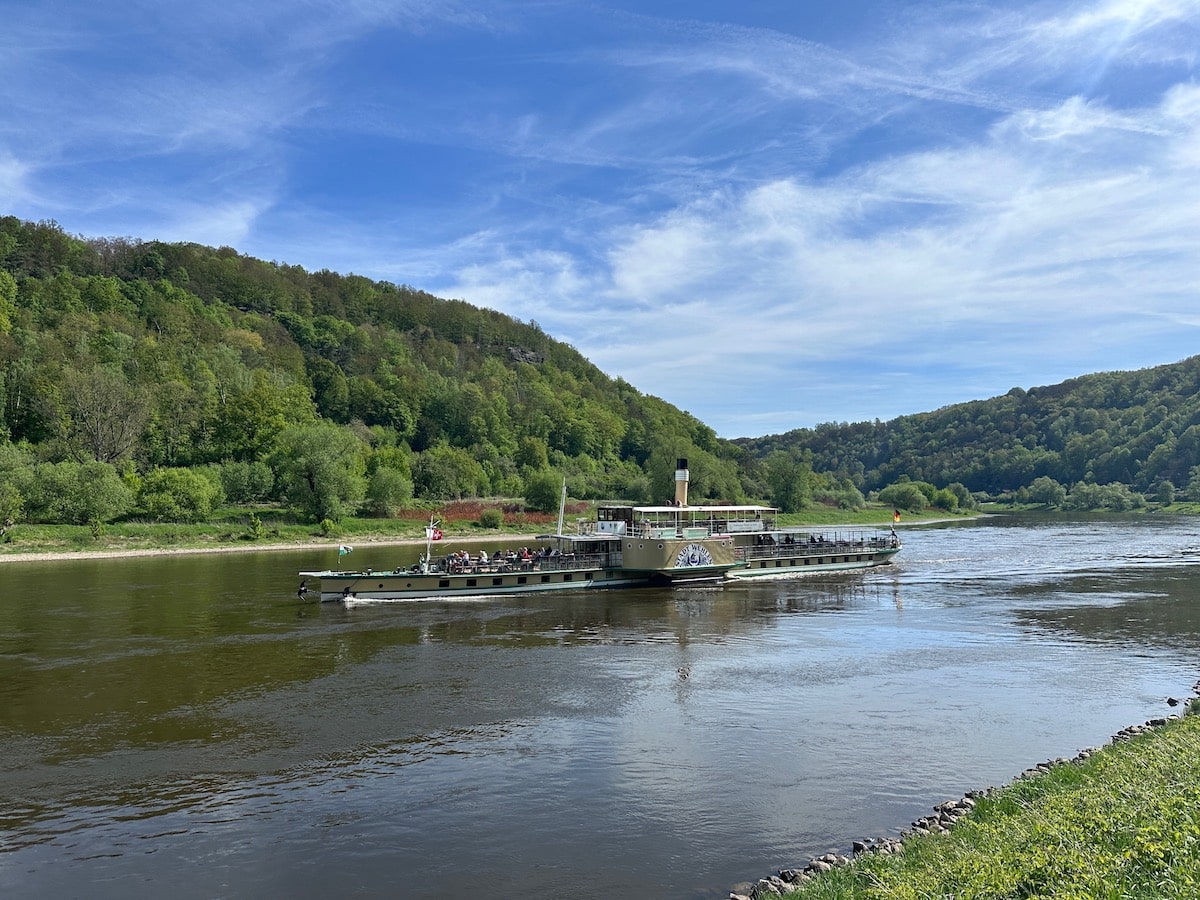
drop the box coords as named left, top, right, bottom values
left=2, top=0, right=1199, bottom=438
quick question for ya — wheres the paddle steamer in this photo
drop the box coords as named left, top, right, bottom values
left=299, top=460, right=899, bottom=602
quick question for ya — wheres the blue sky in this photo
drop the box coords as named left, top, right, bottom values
left=2, top=1, right=1198, bottom=438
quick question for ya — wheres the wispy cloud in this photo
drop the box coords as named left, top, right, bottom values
left=1, top=0, right=1197, bottom=436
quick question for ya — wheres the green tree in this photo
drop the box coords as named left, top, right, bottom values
left=214, top=369, right=316, bottom=461
left=138, top=467, right=222, bottom=522
left=271, top=423, right=367, bottom=522
left=363, top=467, right=413, bottom=517
left=524, top=469, right=563, bottom=513
left=931, top=487, right=959, bottom=511
left=0, top=268, right=16, bottom=334
left=218, top=460, right=274, bottom=503
left=878, top=481, right=928, bottom=513
left=0, top=478, right=22, bottom=536
left=946, top=482, right=976, bottom=510
left=411, top=444, right=485, bottom=500
left=1155, top=480, right=1175, bottom=505
left=515, top=436, right=550, bottom=471
left=59, top=366, right=149, bottom=463
left=1026, top=476, right=1067, bottom=507
left=765, top=451, right=812, bottom=513
left=16, top=460, right=133, bottom=524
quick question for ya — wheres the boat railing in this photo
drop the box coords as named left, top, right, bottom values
left=734, top=533, right=898, bottom=562
left=431, top=550, right=621, bottom=575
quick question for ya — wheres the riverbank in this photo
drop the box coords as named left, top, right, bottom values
left=0, top=529, right=543, bottom=563
left=0, top=506, right=949, bottom=563
left=733, top=694, right=1200, bottom=899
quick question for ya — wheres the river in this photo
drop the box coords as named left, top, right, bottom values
left=2, top=514, right=1200, bottom=898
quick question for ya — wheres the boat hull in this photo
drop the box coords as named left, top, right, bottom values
left=729, top=545, right=900, bottom=577
left=299, top=565, right=645, bottom=602
left=619, top=533, right=742, bottom=583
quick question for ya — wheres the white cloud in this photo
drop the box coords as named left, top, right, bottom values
left=3, top=0, right=1199, bottom=436
left=0, top=154, right=32, bottom=209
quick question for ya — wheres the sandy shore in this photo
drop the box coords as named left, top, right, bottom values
left=0, top=531, right=548, bottom=564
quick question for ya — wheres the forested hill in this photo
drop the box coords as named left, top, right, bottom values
left=735, top=356, right=1200, bottom=500
left=0, top=215, right=749, bottom=518
left=2, top=214, right=1194, bottom=527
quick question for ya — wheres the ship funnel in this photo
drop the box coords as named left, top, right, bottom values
left=674, top=457, right=689, bottom=507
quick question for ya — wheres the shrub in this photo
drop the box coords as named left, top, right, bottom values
left=524, top=470, right=563, bottom=513
left=16, top=459, right=133, bottom=525
left=363, top=467, right=414, bottom=518
left=220, top=460, right=274, bottom=503
left=138, top=467, right=222, bottom=522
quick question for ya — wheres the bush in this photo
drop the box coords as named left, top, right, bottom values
left=138, top=467, right=222, bottom=522
left=479, top=508, right=503, bottom=528
left=524, top=470, right=563, bottom=513
left=363, top=467, right=414, bottom=517
left=220, top=460, right=274, bottom=503
left=0, top=479, right=23, bottom=535
left=16, top=459, right=133, bottom=525
left=878, top=481, right=928, bottom=513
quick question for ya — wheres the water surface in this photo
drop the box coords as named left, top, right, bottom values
left=3, top=515, right=1199, bottom=898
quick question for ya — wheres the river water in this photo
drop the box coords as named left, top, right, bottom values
left=3, top=515, right=1200, bottom=898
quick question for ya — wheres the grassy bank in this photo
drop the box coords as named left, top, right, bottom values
left=767, top=712, right=1200, bottom=899
left=0, top=502, right=942, bottom=558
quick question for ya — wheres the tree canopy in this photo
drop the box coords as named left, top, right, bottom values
left=2, top=215, right=1192, bottom=525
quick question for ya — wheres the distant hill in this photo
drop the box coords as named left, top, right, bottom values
left=734, top=356, right=1200, bottom=498
left=2, top=214, right=1194, bottom=525
left=0, top=215, right=746, bottom=512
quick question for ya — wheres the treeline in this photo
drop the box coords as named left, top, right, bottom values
left=736, top=357, right=1200, bottom=508
left=1, top=216, right=824, bottom=529
left=6, top=215, right=1180, bottom=532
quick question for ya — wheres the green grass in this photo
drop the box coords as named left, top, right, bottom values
left=776, top=506, right=960, bottom=527
left=0, top=501, right=958, bottom=557
left=775, top=715, right=1200, bottom=899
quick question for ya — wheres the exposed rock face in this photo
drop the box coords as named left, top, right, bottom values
left=507, top=346, right=544, bottom=365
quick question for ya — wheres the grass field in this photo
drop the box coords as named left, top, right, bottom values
left=755, top=713, right=1200, bottom=899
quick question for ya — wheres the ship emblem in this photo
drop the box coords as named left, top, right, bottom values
left=674, top=543, right=714, bottom=568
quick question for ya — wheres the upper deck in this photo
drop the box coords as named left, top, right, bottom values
left=590, top=503, right=780, bottom=539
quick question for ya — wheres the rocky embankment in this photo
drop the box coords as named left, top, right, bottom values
left=729, top=691, right=1198, bottom=900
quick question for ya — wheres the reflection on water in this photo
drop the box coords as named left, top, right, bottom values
left=3, top=515, right=1200, bottom=899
